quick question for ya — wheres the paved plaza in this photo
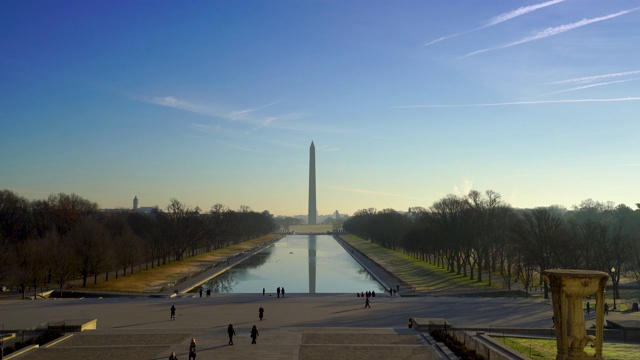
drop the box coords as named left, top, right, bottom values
left=0, top=291, right=589, bottom=360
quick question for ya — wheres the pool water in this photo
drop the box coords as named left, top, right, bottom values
left=200, top=235, right=386, bottom=294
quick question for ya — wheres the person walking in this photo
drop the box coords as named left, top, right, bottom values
left=250, top=325, right=259, bottom=344
left=199, top=288, right=203, bottom=298
left=227, top=324, right=236, bottom=345
left=364, top=297, right=371, bottom=308
left=259, top=306, right=264, bottom=321
left=281, top=287, right=285, bottom=297
left=188, top=338, right=196, bottom=360
left=262, top=288, right=265, bottom=296
left=170, top=305, right=176, bottom=320
left=206, top=289, right=211, bottom=297
left=586, top=301, right=591, bottom=315
left=604, top=303, right=609, bottom=315
left=277, top=287, right=280, bottom=298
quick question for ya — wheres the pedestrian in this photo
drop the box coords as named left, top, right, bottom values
left=277, top=287, right=280, bottom=298
left=250, top=325, right=259, bottom=344
left=227, top=324, right=236, bottom=345
left=262, top=287, right=265, bottom=296
left=281, top=287, right=285, bottom=297
left=389, top=287, right=393, bottom=297
left=199, top=288, right=203, bottom=298
left=259, top=306, right=264, bottom=321
left=408, top=318, right=413, bottom=328
left=397, top=284, right=400, bottom=293
left=364, top=297, right=371, bottom=308
left=604, top=303, right=609, bottom=315
left=206, top=289, right=211, bottom=297
left=170, top=305, right=176, bottom=320
left=372, top=290, right=376, bottom=297
left=169, top=351, right=178, bottom=360
left=586, top=301, right=591, bottom=315
left=188, top=338, right=196, bottom=360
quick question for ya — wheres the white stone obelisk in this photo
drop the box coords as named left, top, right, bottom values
left=308, top=141, right=317, bottom=225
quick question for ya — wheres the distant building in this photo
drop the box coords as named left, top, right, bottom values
left=132, top=196, right=155, bottom=214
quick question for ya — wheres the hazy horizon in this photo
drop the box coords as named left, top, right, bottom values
left=2, top=1, right=639, bottom=216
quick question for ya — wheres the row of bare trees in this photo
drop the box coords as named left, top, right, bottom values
left=344, top=190, right=640, bottom=298
left=0, top=189, right=275, bottom=297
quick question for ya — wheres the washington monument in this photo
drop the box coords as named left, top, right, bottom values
left=308, top=141, right=317, bottom=225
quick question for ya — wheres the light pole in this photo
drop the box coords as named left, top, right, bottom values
left=611, top=267, right=617, bottom=310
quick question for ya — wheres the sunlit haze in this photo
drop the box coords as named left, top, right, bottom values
left=1, top=1, right=639, bottom=216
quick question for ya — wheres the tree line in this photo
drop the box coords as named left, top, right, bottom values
left=343, top=190, right=640, bottom=299
left=0, top=190, right=275, bottom=298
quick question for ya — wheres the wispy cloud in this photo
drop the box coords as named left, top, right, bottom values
left=461, top=8, right=638, bottom=58
left=546, top=70, right=640, bottom=85
left=540, top=79, right=638, bottom=96
left=396, top=97, right=640, bottom=109
left=425, top=0, right=565, bottom=46
left=144, top=95, right=350, bottom=135
left=230, top=100, right=281, bottom=121
left=325, top=185, right=415, bottom=200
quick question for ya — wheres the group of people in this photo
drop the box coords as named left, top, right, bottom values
left=357, top=290, right=376, bottom=298
left=168, top=326, right=260, bottom=359
left=228, top=324, right=260, bottom=345
left=198, top=288, right=212, bottom=297
left=167, top=306, right=265, bottom=358
left=261, top=286, right=286, bottom=297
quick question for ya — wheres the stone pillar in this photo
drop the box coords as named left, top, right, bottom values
left=543, top=269, right=609, bottom=360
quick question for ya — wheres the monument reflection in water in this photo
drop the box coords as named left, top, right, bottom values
left=202, top=235, right=386, bottom=294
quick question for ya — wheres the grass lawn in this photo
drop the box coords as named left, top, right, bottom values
left=78, top=234, right=284, bottom=293
left=500, top=337, right=640, bottom=360
left=339, top=234, right=505, bottom=293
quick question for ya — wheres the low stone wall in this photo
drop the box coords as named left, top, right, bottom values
left=455, top=330, right=529, bottom=360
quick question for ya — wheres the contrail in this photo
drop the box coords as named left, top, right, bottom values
left=462, top=8, right=639, bottom=58
left=540, top=79, right=637, bottom=96
left=395, top=97, right=640, bottom=109
left=546, top=70, right=640, bottom=85
left=425, top=0, right=566, bottom=46
left=486, top=0, right=566, bottom=26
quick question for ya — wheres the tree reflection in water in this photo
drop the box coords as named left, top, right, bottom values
left=202, top=247, right=274, bottom=293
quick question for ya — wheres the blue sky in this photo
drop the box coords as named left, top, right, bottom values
left=1, top=0, right=639, bottom=216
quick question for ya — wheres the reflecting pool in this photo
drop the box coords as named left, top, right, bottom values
left=200, top=235, right=386, bottom=294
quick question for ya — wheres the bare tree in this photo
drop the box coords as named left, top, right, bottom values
left=70, top=218, right=109, bottom=287
left=513, top=207, right=565, bottom=299
left=14, top=238, right=47, bottom=299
